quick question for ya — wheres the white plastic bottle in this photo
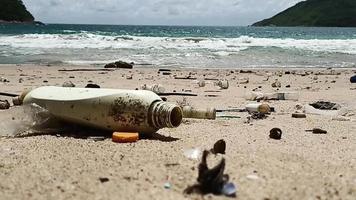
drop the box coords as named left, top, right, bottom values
left=22, top=86, right=183, bottom=134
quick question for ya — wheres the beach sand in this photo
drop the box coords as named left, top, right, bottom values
left=0, top=64, right=355, bottom=200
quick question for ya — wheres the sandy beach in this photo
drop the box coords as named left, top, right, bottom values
left=0, top=64, right=355, bottom=200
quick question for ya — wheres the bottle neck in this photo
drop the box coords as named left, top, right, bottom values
left=149, top=101, right=183, bottom=129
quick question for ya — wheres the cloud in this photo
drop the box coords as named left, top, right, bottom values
left=23, top=0, right=303, bottom=25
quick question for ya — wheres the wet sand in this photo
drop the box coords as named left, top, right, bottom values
left=0, top=64, right=356, bottom=200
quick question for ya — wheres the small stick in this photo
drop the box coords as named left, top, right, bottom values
left=0, top=92, right=18, bottom=97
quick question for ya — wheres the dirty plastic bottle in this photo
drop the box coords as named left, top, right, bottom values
left=182, top=106, right=216, bottom=119
left=245, top=103, right=270, bottom=114
left=245, top=91, right=298, bottom=101
left=22, top=86, right=183, bottom=134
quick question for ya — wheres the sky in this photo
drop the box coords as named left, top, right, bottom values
left=23, top=0, right=303, bottom=26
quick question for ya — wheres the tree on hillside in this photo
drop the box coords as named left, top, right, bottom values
left=0, top=0, right=34, bottom=22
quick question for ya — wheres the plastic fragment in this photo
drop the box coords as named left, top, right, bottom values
left=112, top=132, right=139, bottom=143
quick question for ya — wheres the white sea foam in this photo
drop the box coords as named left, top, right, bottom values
left=1, top=33, right=356, bottom=54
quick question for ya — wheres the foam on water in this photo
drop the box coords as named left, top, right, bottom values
left=1, top=33, right=356, bottom=54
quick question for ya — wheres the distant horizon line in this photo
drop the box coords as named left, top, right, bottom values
left=35, top=22, right=252, bottom=27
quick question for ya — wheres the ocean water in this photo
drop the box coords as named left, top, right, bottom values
left=1, top=24, right=356, bottom=68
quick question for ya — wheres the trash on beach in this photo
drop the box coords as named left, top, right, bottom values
left=211, top=139, right=226, bottom=154
left=182, top=106, right=216, bottom=120
left=304, top=104, right=347, bottom=117
left=216, top=108, right=246, bottom=112
left=245, top=103, right=271, bottom=114
left=216, top=115, right=241, bottom=119
left=104, top=61, right=133, bottom=69
left=0, top=77, right=9, bottom=83
left=292, top=113, right=306, bottom=118
left=222, top=182, right=237, bottom=197
left=250, top=112, right=268, bottom=120
left=197, top=80, right=206, bottom=87
left=332, top=116, right=352, bottom=121
left=246, top=91, right=298, bottom=101
left=237, top=77, right=249, bottom=84
left=0, top=103, right=57, bottom=137
left=0, top=100, right=10, bottom=110
left=269, top=128, right=282, bottom=140
left=184, top=148, right=202, bottom=160
left=271, top=79, right=281, bottom=88
left=184, top=150, right=235, bottom=197
left=112, top=132, right=139, bottom=143
left=309, top=101, right=341, bottom=110
left=141, top=84, right=165, bottom=94
left=62, top=81, right=76, bottom=87
left=22, top=86, right=183, bottom=134
left=305, top=128, right=327, bottom=134
left=164, top=182, right=172, bottom=189
left=85, top=83, right=101, bottom=88
left=174, top=75, right=197, bottom=80
left=350, top=75, right=356, bottom=83
left=216, top=80, right=229, bottom=89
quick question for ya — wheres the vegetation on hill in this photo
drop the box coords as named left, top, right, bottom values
left=253, top=0, right=356, bottom=27
left=0, top=0, right=34, bottom=22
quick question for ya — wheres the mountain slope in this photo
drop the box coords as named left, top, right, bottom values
left=252, top=0, right=356, bottom=27
left=0, top=0, right=34, bottom=22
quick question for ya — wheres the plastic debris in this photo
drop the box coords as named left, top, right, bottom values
left=222, top=182, right=237, bottom=197
left=269, top=128, right=282, bottom=140
left=164, top=182, right=171, bottom=189
left=309, top=101, right=341, bottom=110
left=245, top=103, right=271, bottom=114
left=246, top=174, right=259, bottom=180
left=350, top=75, right=356, bottom=83
left=246, top=91, right=298, bottom=101
left=22, top=86, right=182, bottom=134
left=141, top=84, right=165, bottom=94
left=112, top=132, right=139, bottom=143
left=304, top=105, right=346, bottom=116
left=182, top=106, right=216, bottom=120
left=184, top=148, right=202, bottom=160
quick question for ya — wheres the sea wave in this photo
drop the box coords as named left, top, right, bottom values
left=0, top=33, right=356, bottom=54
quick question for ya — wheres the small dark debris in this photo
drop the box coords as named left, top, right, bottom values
left=251, top=112, right=267, bottom=120
left=292, top=113, right=306, bottom=118
left=99, top=177, right=109, bottom=183
left=0, top=100, right=10, bottom=110
left=162, top=72, right=172, bottom=75
left=211, top=139, right=226, bottom=154
left=269, top=128, right=282, bottom=140
left=104, top=61, right=133, bottom=69
left=85, top=83, right=101, bottom=88
left=350, top=75, right=356, bottom=83
left=305, top=128, right=327, bottom=134
left=158, top=69, right=171, bottom=72
left=286, top=85, right=291, bottom=88
left=239, top=70, right=253, bottom=73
